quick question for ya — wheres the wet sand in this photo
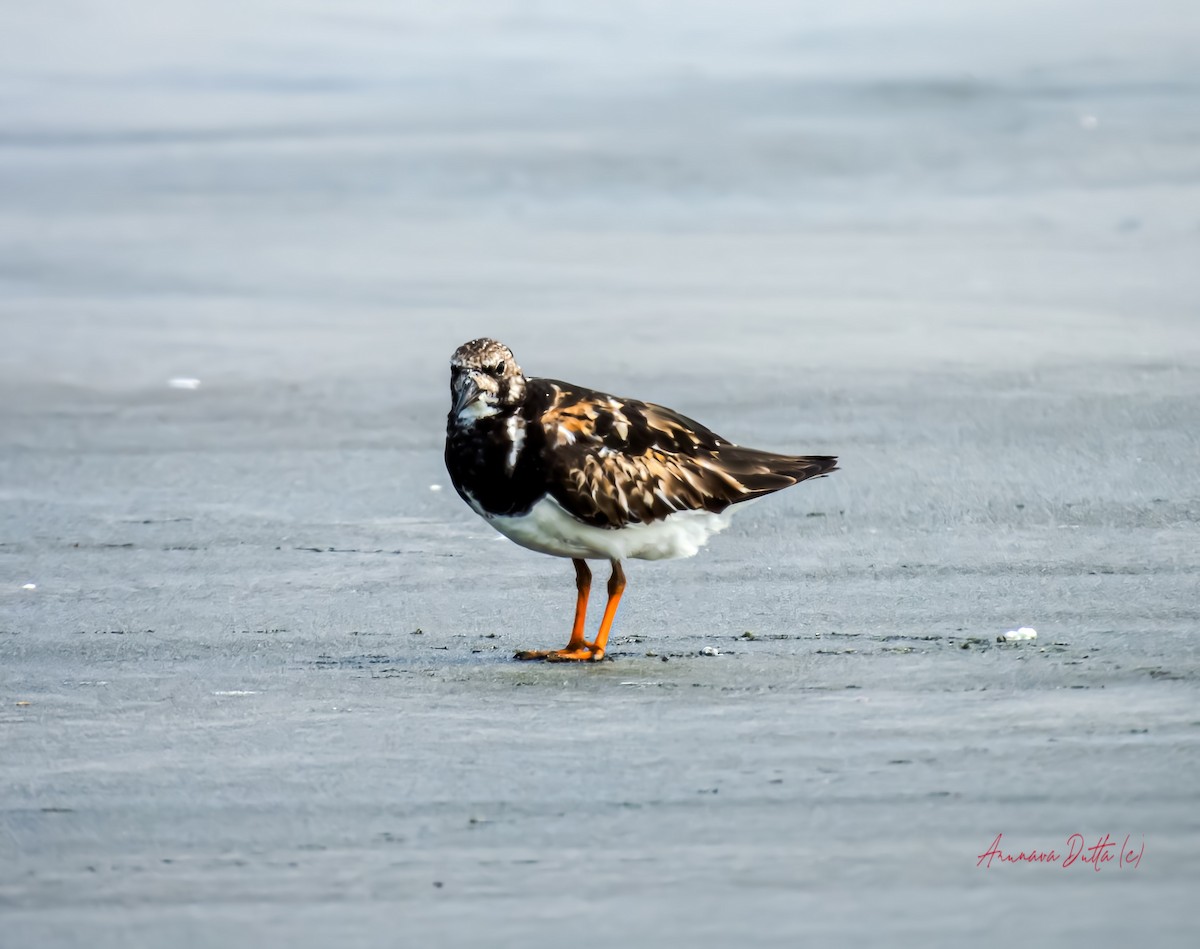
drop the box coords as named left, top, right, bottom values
left=2, top=2, right=1199, bottom=945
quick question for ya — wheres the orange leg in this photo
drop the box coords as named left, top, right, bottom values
left=583, top=560, right=625, bottom=661
left=515, top=559, right=597, bottom=661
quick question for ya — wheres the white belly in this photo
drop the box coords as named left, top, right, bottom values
left=481, top=495, right=735, bottom=561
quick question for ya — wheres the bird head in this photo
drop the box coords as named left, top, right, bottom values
left=449, top=338, right=527, bottom=421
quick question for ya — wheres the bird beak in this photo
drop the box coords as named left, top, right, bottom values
left=452, top=375, right=482, bottom=415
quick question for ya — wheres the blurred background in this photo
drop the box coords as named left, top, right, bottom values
left=2, top=0, right=1197, bottom=393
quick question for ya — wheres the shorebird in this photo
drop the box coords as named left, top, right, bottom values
left=444, top=338, right=837, bottom=661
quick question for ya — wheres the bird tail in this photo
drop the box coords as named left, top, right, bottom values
left=780, top=453, right=839, bottom=482
left=713, top=450, right=838, bottom=497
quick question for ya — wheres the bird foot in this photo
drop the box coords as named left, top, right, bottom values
left=514, top=644, right=605, bottom=662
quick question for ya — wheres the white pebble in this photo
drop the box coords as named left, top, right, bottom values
left=168, top=378, right=201, bottom=390
left=998, top=627, right=1038, bottom=642
left=700, top=646, right=721, bottom=657
left=21, top=583, right=37, bottom=590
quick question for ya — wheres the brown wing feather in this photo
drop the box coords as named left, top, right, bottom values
left=530, top=379, right=837, bottom=529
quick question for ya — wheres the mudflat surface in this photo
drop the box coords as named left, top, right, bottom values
left=2, top=2, right=1199, bottom=946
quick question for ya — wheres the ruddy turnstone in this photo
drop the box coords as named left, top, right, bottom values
left=444, top=338, right=838, bottom=662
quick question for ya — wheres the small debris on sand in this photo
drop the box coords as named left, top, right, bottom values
left=998, top=627, right=1038, bottom=643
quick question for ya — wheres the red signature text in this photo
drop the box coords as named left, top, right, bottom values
left=977, top=833, right=1144, bottom=871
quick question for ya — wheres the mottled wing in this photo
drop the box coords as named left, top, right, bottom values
left=529, top=379, right=837, bottom=529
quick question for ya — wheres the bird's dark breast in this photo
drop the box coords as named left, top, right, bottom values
left=444, top=411, right=547, bottom=517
